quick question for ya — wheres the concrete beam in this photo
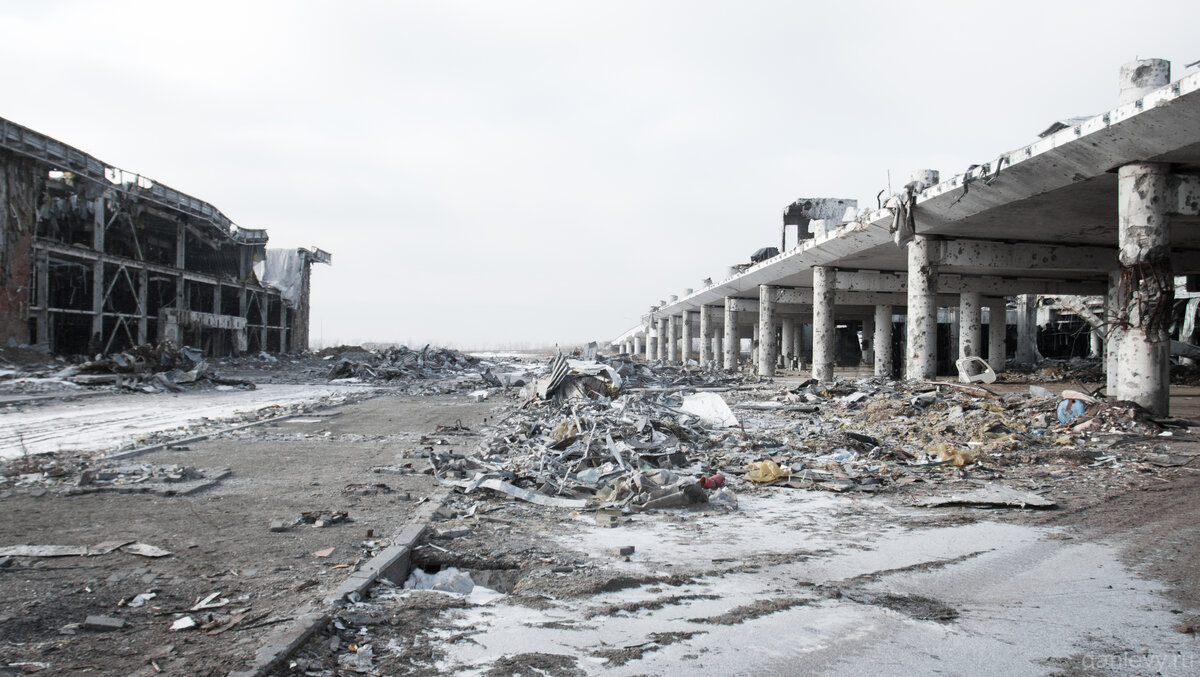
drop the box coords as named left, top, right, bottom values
left=939, top=240, right=1116, bottom=271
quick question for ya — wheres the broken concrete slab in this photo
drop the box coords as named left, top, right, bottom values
left=914, top=485, right=1056, bottom=509
left=82, top=615, right=126, bottom=632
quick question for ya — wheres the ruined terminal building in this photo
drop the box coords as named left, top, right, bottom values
left=613, top=59, right=1200, bottom=416
left=0, top=117, right=329, bottom=357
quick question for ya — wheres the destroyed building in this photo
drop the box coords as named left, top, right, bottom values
left=0, top=116, right=329, bottom=357
left=614, top=58, right=1200, bottom=417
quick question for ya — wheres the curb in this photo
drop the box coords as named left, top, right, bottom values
left=228, top=489, right=449, bottom=677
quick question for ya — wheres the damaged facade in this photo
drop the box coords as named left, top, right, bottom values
left=0, top=116, right=329, bottom=357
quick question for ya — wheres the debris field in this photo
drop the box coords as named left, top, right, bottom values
left=1, top=345, right=1199, bottom=675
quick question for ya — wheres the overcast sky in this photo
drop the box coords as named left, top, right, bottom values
left=1, top=1, right=1196, bottom=349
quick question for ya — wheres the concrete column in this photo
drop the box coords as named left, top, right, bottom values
left=699, top=306, right=712, bottom=367
left=758, top=285, right=776, bottom=377
left=656, top=317, right=667, bottom=360
left=714, top=334, right=722, bottom=364
left=874, top=305, right=893, bottom=377
left=634, top=335, right=642, bottom=356
left=91, top=197, right=105, bottom=341
left=667, top=315, right=678, bottom=362
left=861, top=313, right=875, bottom=366
left=958, top=291, right=982, bottom=359
left=1106, top=271, right=1122, bottom=395
left=1115, top=161, right=1172, bottom=414
left=723, top=297, right=738, bottom=370
left=751, top=322, right=760, bottom=368
left=781, top=317, right=795, bottom=369
left=36, top=251, right=49, bottom=345
left=137, top=268, right=148, bottom=345
left=987, top=298, right=1006, bottom=373
left=905, top=236, right=937, bottom=380
left=1015, top=294, right=1040, bottom=365
left=680, top=311, right=693, bottom=364
left=812, top=267, right=835, bottom=381
left=1089, top=330, right=1102, bottom=359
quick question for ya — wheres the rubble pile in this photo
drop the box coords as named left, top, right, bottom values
left=428, top=355, right=1196, bottom=512
left=0, top=456, right=231, bottom=498
left=325, top=345, right=481, bottom=383
left=31, top=342, right=256, bottom=393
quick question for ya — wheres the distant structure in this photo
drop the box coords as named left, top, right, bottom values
left=0, top=116, right=329, bottom=356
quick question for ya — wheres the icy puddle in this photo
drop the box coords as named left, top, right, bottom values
left=0, top=384, right=370, bottom=458
left=413, top=491, right=1197, bottom=675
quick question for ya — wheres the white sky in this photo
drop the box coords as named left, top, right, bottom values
left=1, top=1, right=1197, bottom=349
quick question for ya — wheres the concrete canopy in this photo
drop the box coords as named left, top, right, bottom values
left=640, top=69, right=1200, bottom=325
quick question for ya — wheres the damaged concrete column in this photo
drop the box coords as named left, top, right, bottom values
left=723, top=297, right=738, bottom=370
left=1115, top=161, right=1172, bottom=414
left=656, top=317, right=667, bottom=361
left=633, top=334, right=642, bottom=357
left=751, top=322, right=760, bottom=368
left=699, top=305, right=712, bottom=367
left=812, top=267, right=835, bottom=381
left=1106, top=271, right=1122, bottom=395
left=781, top=316, right=795, bottom=369
left=874, top=304, right=893, bottom=377
left=680, top=311, right=693, bottom=364
left=1089, top=329, right=1102, bottom=359
left=959, top=291, right=981, bottom=360
left=861, top=313, right=875, bottom=367
left=1015, top=295, right=1040, bottom=366
left=667, top=315, right=678, bottom=363
left=794, top=322, right=804, bottom=369
left=987, top=298, right=1007, bottom=373
left=906, top=236, right=937, bottom=380
left=758, top=285, right=777, bottom=377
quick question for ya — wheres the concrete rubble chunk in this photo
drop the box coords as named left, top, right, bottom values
left=82, top=615, right=125, bottom=631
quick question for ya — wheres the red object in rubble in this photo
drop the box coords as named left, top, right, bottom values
left=700, top=474, right=725, bottom=489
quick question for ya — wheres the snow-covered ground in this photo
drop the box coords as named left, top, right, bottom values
left=0, top=384, right=370, bottom=459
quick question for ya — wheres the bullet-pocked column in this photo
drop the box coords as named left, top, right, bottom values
left=780, top=316, right=795, bottom=369
left=667, top=315, right=678, bottom=363
left=987, top=298, right=1006, bottom=373
left=699, top=306, right=712, bottom=367
left=906, top=236, right=937, bottom=380
left=874, top=304, right=893, bottom=377
left=656, top=317, right=667, bottom=361
left=958, top=291, right=981, bottom=360
left=1106, top=271, right=1122, bottom=396
left=680, top=311, right=693, bottom=365
left=1115, top=161, right=1172, bottom=415
left=723, top=297, right=738, bottom=370
left=757, top=285, right=776, bottom=377
left=1015, top=295, right=1039, bottom=365
left=861, top=314, right=875, bottom=367
left=812, top=267, right=835, bottom=381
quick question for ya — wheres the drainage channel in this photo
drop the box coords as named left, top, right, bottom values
left=228, top=489, right=450, bottom=677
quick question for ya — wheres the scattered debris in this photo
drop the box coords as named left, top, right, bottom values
left=300, top=511, right=349, bottom=528
left=170, top=616, right=197, bottom=632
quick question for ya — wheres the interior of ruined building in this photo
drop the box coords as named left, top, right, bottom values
left=0, top=117, right=328, bottom=357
